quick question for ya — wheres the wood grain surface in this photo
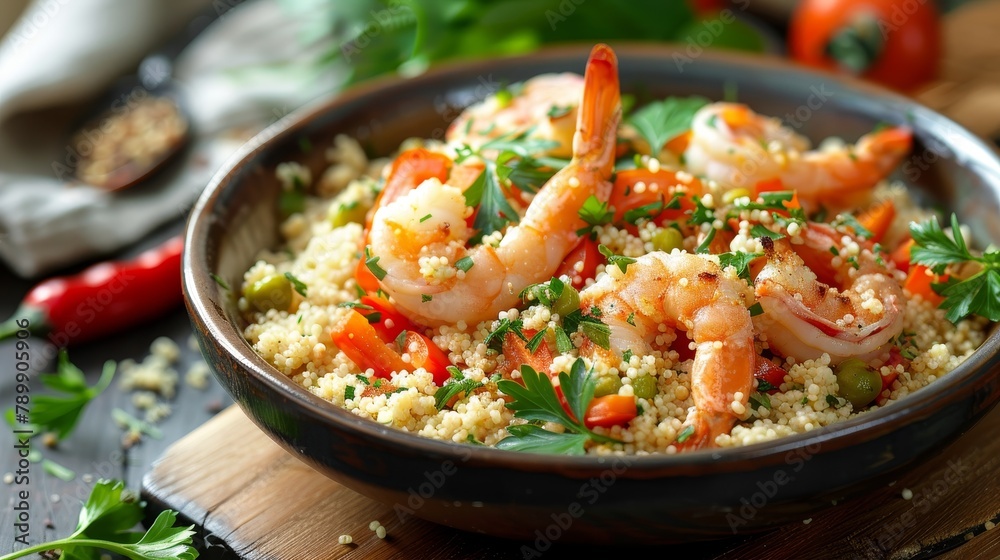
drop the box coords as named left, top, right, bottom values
left=143, top=404, right=1000, bottom=560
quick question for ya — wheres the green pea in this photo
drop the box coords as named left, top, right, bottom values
left=329, top=200, right=368, bottom=227
left=632, top=375, right=657, bottom=399
left=245, top=274, right=293, bottom=312
left=551, top=284, right=580, bottom=318
left=593, top=375, right=623, bottom=398
left=651, top=227, right=684, bottom=253
left=835, top=358, right=882, bottom=409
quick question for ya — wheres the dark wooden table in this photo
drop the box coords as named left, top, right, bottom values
left=0, top=220, right=236, bottom=558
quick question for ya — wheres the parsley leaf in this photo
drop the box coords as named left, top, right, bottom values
left=3, top=479, right=197, bottom=560
left=835, top=213, right=873, bottom=240
left=598, top=244, right=636, bottom=273
left=283, top=272, right=308, bottom=297
left=463, top=160, right=521, bottom=243
left=748, top=302, right=765, bottom=317
left=210, top=274, right=230, bottom=290
left=494, top=424, right=589, bottom=455
left=718, top=251, right=763, bottom=282
left=484, top=318, right=527, bottom=353
left=5, top=352, right=116, bottom=441
left=434, top=369, right=483, bottom=410
left=910, top=214, right=1000, bottom=322
left=627, top=96, right=710, bottom=153
left=577, top=195, right=614, bottom=237
left=495, top=360, right=621, bottom=454
left=750, top=224, right=784, bottom=240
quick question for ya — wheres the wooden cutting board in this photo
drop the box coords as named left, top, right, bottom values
left=142, top=405, right=1000, bottom=560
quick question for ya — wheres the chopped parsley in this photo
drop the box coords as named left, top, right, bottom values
left=421, top=294, right=433, bottom=302
left=835, top=213, right=874, bottom=240
left=284, top=272, right=308, bottom=297
left=826, top=394, right=843, bottom=408
left=364, top=246, right=387, bottom=280
left=676, top=424, right=696, bottom=444
left=434, top=368, right=491, bottom=410
left=525, top=329, right=548, bottom=353
left=210, top=273, right=230, bottom=290
left=750, top=224, right=784, bottom=240
left=484, top=317, right=527, bottom=353
left=718, top=251, right=763, bottom=282
left=756, top=379, right=776, bottom=392
left=748, top=391, right=771, bottom=411
left=626, top=312, right=636, bottom=326
left=419, top=213, right=432, bottom=222
left=695, top=228, right=716, bottom=254
left=455, top=256, right=475, bottom=272
left=345, top=386, right=356, bottom=400
left=748, top=302, right=765, bottom=317
left=598, top=244, right=636, bottom=273
left=547, top=104, right=572, bottom=118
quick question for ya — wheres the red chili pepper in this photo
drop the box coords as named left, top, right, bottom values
left=0, top=236, right=184, bottom=346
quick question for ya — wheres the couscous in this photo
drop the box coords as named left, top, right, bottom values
left=239, top=44, right=992, bottom=455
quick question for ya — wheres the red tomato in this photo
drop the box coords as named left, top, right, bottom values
left=788, top=0, right=941, bottom=91
left=555, top=237, right=602, bottom=289
left=754, top=355, right=788, bottom=393
left=610, top=169, right=701, bottom=231
left=360, top=295, right=416, bottom=343
left=399, top=331, right=452, bottom=386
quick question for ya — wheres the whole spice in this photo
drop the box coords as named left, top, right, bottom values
left=0, top=236, right=184, bottom=346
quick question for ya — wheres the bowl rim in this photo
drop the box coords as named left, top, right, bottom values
left=184, top=42, right=1000, bottom=473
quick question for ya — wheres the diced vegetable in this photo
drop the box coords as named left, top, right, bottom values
left=855, top=199, right=895, bottom=243
left=835, top=358, right=881, bottom=409
left=631, top=375, right=657, bottom=399
left=753, top=355, right=787, bottom=393
left=903, top=264, right=946, bottom=306
left=551, top=284, right=581, bottom=318
left=331, top=310, right=409, bottom=379
left=593, top=375, right=623, bottom=398
left=890, top=238, right=914, bottom=273
left=584, top=394, right=637, bottom=428
left=244, top=274, right=293, bottom=313
left=555, top=237, right=602, bottom=289
left=355, top=256, right=381, bottom=294
left=651, top=227, right=684, bottom=253
left=399, top=331, right=451, bottom=385
left=360, top=295, right=416, bottom=342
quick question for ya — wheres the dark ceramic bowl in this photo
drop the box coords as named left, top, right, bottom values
left=183, top=45, right=1000, bottom=544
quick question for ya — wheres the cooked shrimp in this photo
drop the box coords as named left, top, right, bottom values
left=446, top=73, right=584, bottom=158
left=753, top=233, right=904, bottom=365
left=684, top=102, right=912, bottom=212
left=580, top=252, right=755, bottom=450
left=370, top=44, right=621, bottom=327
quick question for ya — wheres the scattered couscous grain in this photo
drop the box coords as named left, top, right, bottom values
left=901, top=488, right=913, bottom=500
left=338, top=534, right=353, bottom=545
left=376, top=526, right=387, bottom=539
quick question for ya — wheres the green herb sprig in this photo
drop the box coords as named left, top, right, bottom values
left=627, top=96, right=709, bottom=153
left=909, top=214, right=1000, bottom=322
left=495, top=359, right=621, bottom=455
left=0, top=480, right=197, bottom=560
left=4, top=351, right=115, bottom=441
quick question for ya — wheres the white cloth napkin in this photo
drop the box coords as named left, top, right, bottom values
left=0, top=0, right=344, bottom=278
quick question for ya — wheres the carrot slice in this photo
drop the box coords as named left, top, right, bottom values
left=890, top=238, right=914, bottom=273
left=855, top=199, right=896, bottom=243
left=330, top=310, right=409, bottom=379
left=584, top=395, right=637, bottom=428
left=903, top=264, right=946, bottom=306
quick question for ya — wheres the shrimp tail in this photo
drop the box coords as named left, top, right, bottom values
left=574, top=43, right=621, bottom=179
